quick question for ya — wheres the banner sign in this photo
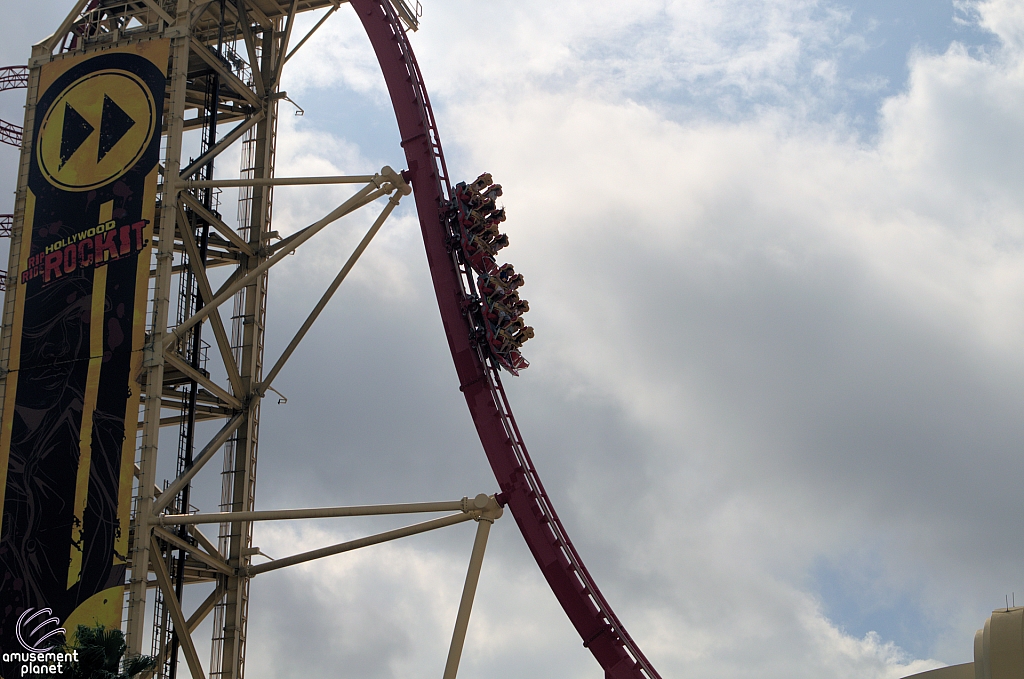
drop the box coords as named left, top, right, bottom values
left=0, top=39, right=167, bottom=672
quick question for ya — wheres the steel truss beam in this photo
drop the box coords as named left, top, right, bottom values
left=271, top=0, right=299, bottom=89
left=186, top=174, right=377, bottom=188
left=153, top=526, right=234, bottom=576
left=148, top=496, right=501, bottom=679
left=157, top=496, right=490, bottom=525
left=178, top=113, right=265, bottom=181
left=282, top=2, right=341, bottom=66
left=190, top=37, right=262, bottom=109
left=244, top=510, right=476, bottom=576
left=164, top=169, right=406, bottom=349
left=232, top=0, right=266, bottom=98
left=179, top=192, right=255, bottom=256
left=257, top=189, right=402, bottom=396
left=39, top=0, right=92, bottom=53
left=173, top=204, right=246, bottom=397
left=140, top=0, right=175, bottom=26
left=151, top=537, right=209, bottom=679
left=153, top=412, right=247, bottom=515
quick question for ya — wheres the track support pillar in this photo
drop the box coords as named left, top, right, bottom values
left=442, top=495, right=502, bottom=679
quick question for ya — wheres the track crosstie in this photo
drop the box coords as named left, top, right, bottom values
left=351, top=2, right=661, bottom=677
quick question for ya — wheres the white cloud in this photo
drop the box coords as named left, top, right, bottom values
left=974, top=0, right=1024, bottom=53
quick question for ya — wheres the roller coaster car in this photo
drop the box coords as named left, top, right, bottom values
left=478, top=291, right=533, bottom=375
left=449, top=175, right=533, bottom=375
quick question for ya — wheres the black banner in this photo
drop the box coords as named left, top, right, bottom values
left=0, top=40, right=167, bottom=673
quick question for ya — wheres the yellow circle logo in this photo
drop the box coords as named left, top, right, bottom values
left=37, top=69, right=156, bottom=192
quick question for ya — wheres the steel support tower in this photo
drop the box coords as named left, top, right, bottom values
left=0, top=2, right=444, bottom=678
left=0, top=1, right=664, bottom=678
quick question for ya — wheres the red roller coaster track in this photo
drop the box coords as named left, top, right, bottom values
left=352, top=2, right=661, bottom=678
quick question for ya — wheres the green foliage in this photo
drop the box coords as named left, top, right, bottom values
left=55, top=624, right=157, bottom=679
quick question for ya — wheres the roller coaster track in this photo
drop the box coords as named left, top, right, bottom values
left=352, top=2, right=661, bottom=677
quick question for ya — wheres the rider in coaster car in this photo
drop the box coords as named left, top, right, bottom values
left=477, top=273, right=495, bottom=294
left=464, top=183, right=498, bottom=204
left=456, top=189, right=477, bottom=210
left=464, top=215, right=495, bottom=239
left=494, top=264, right=524, bottom=290
left=468, top=228, right=493, bottom=246
left=484, top=274, right=522, bottom=304
left=471, top=220, right=500, bottom=239
left=483, top=235, right=507, bottom=253
left=459, top=212, right=481, bottom=231
left=465, top=206, right=492, bottom=228
left=479, top=279, right=504, bottom=306
left=489, top=300, right=519, bottom=326
left=485, top=208, right=506, bottom=224
left=484, top=288, right=511, bottom=310
left=470, top=173, right=493, bottom=193
left=492, top=319, right=529, bottom=354
left=489, top=328, right=509, bottom=351
left=512, top=326, right=535, bottom=347
left=480, top=269, right=520, bottom=299
left=493, top=332, right=515, bottom=354
left=485, top=277, right=516, bottom=304
left=485, top=303, right=506, bottom=325
left=470, top=234, right=498, bottom=257
left=464, top=235, right=488, bottom=259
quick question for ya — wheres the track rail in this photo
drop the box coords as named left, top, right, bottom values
left=351, top=2, right=661, bottom=677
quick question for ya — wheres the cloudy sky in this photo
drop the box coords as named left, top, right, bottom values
left=5, top=0, right=1024, bottom=678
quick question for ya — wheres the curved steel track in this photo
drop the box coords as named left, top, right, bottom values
left=350, top=2, right=661, bottom=677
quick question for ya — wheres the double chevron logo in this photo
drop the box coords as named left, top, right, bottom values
left=36, top=69, right=157, bottom=191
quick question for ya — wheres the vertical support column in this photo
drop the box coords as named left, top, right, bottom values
left=216, top=18, right=277, bottom=679
left=442, top=517, right=494, bottom=679
left=126, top=2, right=192, bottom=655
